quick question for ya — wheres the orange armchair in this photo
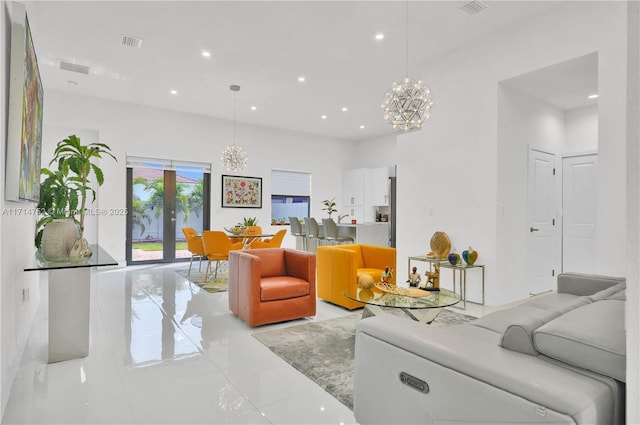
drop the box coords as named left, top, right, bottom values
left=317, top=244, right=396, bottom=310
left=250, top=229, right=286, bottom=249
left=228, top=248, right=316, bottom=326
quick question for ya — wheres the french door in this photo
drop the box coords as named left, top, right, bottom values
left=126, top=157, right=210, bottom=265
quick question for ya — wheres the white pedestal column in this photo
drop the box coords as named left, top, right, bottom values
left=48, top=268, right=91, bottom=363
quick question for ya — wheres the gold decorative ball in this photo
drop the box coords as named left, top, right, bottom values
left=357, top=273, right=375, bottom=289
left=359, top=289, right=374, bottom=302
left=430, top=231, right=451, bottom=259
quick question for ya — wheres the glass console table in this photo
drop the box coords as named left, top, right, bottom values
left=24, top=245, right=117, bottom=363
left=408, top=255, right=486, bottom=309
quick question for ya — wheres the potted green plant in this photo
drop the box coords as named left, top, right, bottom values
left=36, top=135, right=116, bottom=261
left=322, top=197, right=338, bottom=218
left=243, top=217, right=258, bottom=227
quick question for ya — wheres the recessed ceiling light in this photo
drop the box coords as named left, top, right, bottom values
left=321, top=115, right=327, bottom=120
left=588, top=94, right=599, bottom=99
left=170, top=90, right=178, bottom=95
left=375, top=33, right=384, bottom=41
left=341, top=107, right=348, bottom=112
left=202, top=50, right=211, bottom=58
left=359, top=125, right=365, bottom=129
left=298, top=76, right=306, bottom=83
left=250, top=106, right=257, bottom=111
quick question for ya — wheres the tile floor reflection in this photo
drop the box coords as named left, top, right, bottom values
left=2, top=263, right=357, bottom=424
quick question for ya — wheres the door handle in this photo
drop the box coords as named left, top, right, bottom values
left=530, top=227, right=539, bottom=232
left=170, top=218, right=177, bottom=222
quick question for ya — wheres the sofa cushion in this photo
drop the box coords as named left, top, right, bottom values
left=523, top=292, right=581, bottom=312
left=500, top=309, right=562, bottom=355
left=587, top=282, right=626, bottom=302
left=260, top=276, right=310, bottom=301
left=471, top=305, right=553, bottom=335
left=557, top=272, right=625, bottom=296
left=607, top=290, right=626, bottom=301
left=534, top=299, right=626, bottom=382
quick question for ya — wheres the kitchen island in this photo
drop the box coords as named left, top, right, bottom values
left=336, top=222, right=390, bottom=246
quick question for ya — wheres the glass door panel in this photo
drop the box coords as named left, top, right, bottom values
left=128, top=167, right=167, bottom=263
left=174, top=167, right=207, bottom=260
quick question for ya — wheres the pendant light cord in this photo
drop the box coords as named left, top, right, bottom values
left=233, top=90, right=237, bottom=146
left=405, top=0, right=409, bottom=77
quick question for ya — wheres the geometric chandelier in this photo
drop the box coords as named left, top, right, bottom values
left=382, top=78, right=433, bottom=132
left=381, top=1, right=434, bottom=132
left=221, top=84, right=248, bottom=172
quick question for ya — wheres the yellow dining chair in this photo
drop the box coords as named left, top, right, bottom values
left=201, top=231, right=243, bottom=281
left=182, top=227, right=205, bottom=275
left=250, top=229, right=286, bottom=249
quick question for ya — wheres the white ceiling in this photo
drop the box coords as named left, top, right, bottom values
left=21, top=0, right=592, bottom=141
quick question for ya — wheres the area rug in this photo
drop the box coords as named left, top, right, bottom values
left=253, top=308, right=476, bottom=410
left=175, top=268, right=228, bottom=293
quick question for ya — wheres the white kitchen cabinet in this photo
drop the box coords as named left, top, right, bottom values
left=343, top=168, right=365, bottom=206
left=343, top=167, right=390, bottom=222
left=370, top=166, right=390, bottom=206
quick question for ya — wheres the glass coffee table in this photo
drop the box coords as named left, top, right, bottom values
left=344, top=284, right=461, bottom=324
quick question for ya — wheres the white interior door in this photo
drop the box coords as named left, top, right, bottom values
left=562, top=154, right=598, bottom=273
left=527, top=147, right=556, bottom=295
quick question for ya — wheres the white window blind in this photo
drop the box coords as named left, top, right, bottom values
left=126, top=155, right=211, bottom=173
left=271, top=169, right=311, bottom=196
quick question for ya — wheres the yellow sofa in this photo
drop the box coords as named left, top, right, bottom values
left=317, top=244, right=396, bottom=310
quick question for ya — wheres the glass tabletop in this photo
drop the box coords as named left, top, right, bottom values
left=344, top=284, right=461, bottom=309
left=24, top=244, right=118, bottom=271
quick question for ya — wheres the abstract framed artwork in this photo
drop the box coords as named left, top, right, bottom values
left=222, top=175, right=262, bottom=208
left=6, top=3, right=43, bottom=202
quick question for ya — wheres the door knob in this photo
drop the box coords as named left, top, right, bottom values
left=530, top=227, right=539, bottom=232
left=170, top=218, right=177, bottom=222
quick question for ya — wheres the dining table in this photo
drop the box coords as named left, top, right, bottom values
left=229, top=232, right=275, bottom=249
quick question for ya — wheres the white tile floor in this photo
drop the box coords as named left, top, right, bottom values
left=2, top=262, right=501, bottom=425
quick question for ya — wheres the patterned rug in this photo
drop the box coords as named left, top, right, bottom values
left=175, top=268, right=228, bottom=293
left=253, top=308, right=476, bottom=410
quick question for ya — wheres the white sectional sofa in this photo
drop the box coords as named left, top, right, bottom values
left=354, top=273, right=626, bottom=424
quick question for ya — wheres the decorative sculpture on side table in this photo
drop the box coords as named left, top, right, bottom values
left=407, top=266, right=421, bottom=287
left=425, top=264, right=440, bottom=291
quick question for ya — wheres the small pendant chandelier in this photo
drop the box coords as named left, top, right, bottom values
left=381, top=1, right=434, bottom=132
left=221, top=85, right=248, bottom=172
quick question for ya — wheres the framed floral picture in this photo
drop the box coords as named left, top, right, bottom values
left=222, top=175, right=262, bottom=208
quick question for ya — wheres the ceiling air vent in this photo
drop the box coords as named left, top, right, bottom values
left=121, top=34, right=143, bottom=48
left=459, top=0, right=487, bottom=15
left=59, top=60, right=90, bottom=75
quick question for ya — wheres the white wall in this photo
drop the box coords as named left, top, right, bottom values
left=41, top=90, right=354, bottom=258
left=565, top=105, right=598, bottom=153
left=0, top=0, right=42, bottom=415
left=496, top=85, right=565, bottom=303
left=396, top=1, right=628, bottom=306
left=352, top=133, right=398, bottom=169
left=625, top=1, right=639, bottom=422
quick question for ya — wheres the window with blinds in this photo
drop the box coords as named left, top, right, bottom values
left=271, top=169, right=311, bottom=225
